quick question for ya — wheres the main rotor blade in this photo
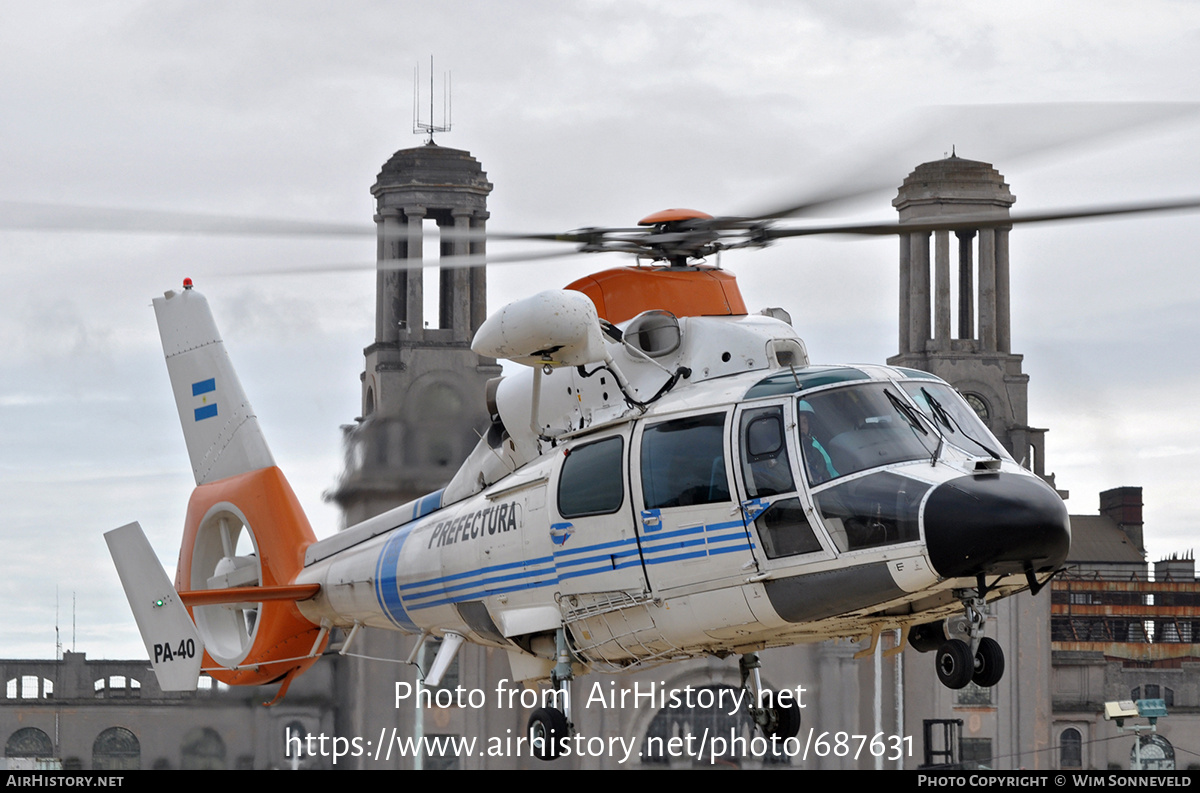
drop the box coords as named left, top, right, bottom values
left=438, top=226, right=645, bottom=244
left=732, top=102, right=1200, bottom=224
left=0, top=199, right=632, bottom=249
left=236, top=247, right=589, bottom=277
left=0, top=201, right=373, bottom=238
left=765, top=197, right=1200, bottom=239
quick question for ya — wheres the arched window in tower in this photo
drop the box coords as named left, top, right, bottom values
left=1059, top=727, right=1082, bottom=769
left=421, top=381, right=464, bottom=418
left=964, top=393, right=990, bottom=422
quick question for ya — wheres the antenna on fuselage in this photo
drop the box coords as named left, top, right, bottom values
left=413, top=56, right=452, bottom=144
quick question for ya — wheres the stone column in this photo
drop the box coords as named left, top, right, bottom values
left=898, top=233, right=911, bottom=354
left=978, top=227, right=996, bottom=352
left=404, top=206, right=426, bottom=337
left=934, top=229, right=951, bottom=344
left=445, top=209, right=473, bottom=340
left=469, top=211, right=489, bottom=335
left=908, top=231, right=931, bottom=353
left=377, top=209, right=405, bottom=344
left=956, top=230, right=976, bottom=340
left=996, top=226, right=1011, bottom=354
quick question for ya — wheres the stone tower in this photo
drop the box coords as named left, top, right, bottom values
left=327, top=144, right=510, bottom=770
left=330, top=142, right=502, bottom=525
left=890, top=156, right=1061, bottom=771
left=886, top=154, right=1057, bottom=490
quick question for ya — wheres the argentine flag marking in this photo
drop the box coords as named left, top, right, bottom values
left=192, top=378, right=217, bottom=421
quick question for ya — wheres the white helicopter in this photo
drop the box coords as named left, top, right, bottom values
left=103, top=190, right=1200, bottom=760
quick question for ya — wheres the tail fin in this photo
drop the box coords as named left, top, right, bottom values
left=141, top=285, right=327, bottom=689
left=105, top=522, right=204, bottom=691
left=154, top=285, right=274, bottom=485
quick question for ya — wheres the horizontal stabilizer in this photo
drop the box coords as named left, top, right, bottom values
left=178, top=583, right=320, bottom=608
left=105, top=522, right=204, bottom=691
left=154, top=286, right=274, bottom=485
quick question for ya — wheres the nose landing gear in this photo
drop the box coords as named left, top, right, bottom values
left=923, top=580, right=1007, bottom=690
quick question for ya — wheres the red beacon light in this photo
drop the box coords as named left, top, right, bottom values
left=183, top=278, right=193, bottom=290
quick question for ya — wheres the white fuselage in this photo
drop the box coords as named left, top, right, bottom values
left=296, top=314, right=1049, bottom=680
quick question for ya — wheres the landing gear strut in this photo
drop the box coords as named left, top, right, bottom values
left=739, top=652, right=801, bottom=739
left=935, top=581, right=1005, bottom=690
left=527, top=628, right=575, bottom=761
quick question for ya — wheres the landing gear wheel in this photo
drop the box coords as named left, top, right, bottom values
left=766, top=697, right=802, bottom=739
left=972, top=637, right=1005, bottom=687
left=936, top=639, right=974, bottom=689
left=527, top=707, right=569, bottom=761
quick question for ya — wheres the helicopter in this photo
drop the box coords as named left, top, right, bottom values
left=99, top=174, right=1200, bottom=760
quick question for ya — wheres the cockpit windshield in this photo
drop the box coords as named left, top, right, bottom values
left=798, top=383, right=936, bottom=485
left=900, top=382, right=1012, bottom=461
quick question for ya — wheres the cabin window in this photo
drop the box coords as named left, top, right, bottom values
left=641, top=413, right=730, bottom=509
left=558, top=436, right=625, bottom=518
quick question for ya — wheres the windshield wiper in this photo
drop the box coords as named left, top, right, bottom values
left=887, top=387, right=951, bottom=465
left=921, top=387, right=1001, bottom=460
left=885, top=388, right=928, bottom=435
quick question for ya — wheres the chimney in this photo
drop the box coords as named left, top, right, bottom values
left=1100, top=486, right=1144, bottom=555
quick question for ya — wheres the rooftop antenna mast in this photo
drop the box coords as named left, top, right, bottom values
left=413, top=56, right=451, bottom=144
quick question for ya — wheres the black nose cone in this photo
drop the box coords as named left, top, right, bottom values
left=924, top=473, right=1070, bottom=579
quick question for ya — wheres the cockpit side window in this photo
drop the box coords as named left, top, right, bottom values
left=740, top=406, right=795, bottom=498
left=641, top=413, right=730, bottom=509
left=558, top=436, right=625, bottom=518
left=738, top=405, right=824, bottom=559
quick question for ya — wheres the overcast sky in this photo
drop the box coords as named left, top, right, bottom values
left=2, top=1, right=1199, bottom=660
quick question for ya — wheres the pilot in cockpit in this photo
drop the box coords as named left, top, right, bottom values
left=798, top=400, right=838, bottom=485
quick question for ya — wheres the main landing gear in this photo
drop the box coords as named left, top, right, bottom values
left=739, top=652, right=802, bottom=739
left=527, top=628, right=575, bottom=761
left=911, top=582, right=1006, bottom=690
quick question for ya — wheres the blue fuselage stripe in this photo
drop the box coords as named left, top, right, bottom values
left=374, top=508, right=754, bottom=619
left=375, top=523, right=419, bottom=632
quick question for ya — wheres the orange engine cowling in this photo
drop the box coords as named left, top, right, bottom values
left=176, top=466, right=327, bottom=687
